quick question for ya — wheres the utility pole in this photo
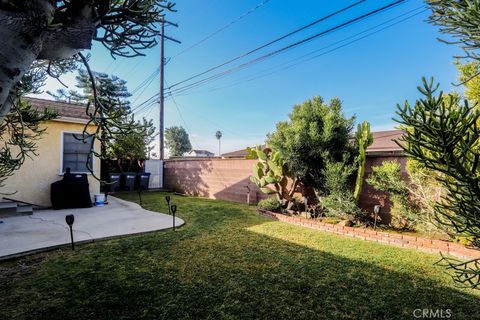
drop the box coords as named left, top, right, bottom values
left=159, top=18, right=180, bottom=160
left=159, top=18, right=165, bottom=160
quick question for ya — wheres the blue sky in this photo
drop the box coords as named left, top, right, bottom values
left=35, top=0, right=462, bottom=155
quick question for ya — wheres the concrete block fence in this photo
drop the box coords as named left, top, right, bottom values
left=259, top=209, right=480, bottom=260
left=163, top=155, right=406, bottom=221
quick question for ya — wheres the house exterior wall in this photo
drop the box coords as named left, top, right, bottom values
left=0, top=120, right=101, bottom=207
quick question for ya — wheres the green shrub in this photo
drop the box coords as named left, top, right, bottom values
left=320, top=192, right=363, bottom=220
left=316, top=159, right=363, bottom=221
left=366, top=161, right=420, bottom=229
left=258, top=197, right=281, bottom=212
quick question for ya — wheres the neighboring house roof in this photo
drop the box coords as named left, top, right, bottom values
left=222, top=149, right=248, bottom=158
left=189, top=150, right=215, bottom=156
left=222, top=145, right=265, bottom=159
left=367, top=130, right=404, bottom=153
left=25, top=97, right=90, bottom=121
left=221, top=130, right=405, bottom=158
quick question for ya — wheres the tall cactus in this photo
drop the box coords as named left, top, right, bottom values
left=248, top=146, right=298, bottom=209
left=353, top=121, right=374, bottom=202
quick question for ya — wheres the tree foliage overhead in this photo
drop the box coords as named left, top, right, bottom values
left=427, top=0, right=480, bottom=62
left=49, top=69, right=132, bottom=117
left=165, top=126, right=192, bottom=157
left=0, top=0, right=175, bottom=182
left=0, top=0, right=176, bottom=113
left=0, top=100, right=58, bottom=186
left=395, top=77, right=480, bottom=289
left=267, top=96, right=356, bottom=191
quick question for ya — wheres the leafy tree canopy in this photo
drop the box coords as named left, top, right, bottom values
left=108, top=118, right=156, bottom=165
left=165, top=126, right=192, bottom=157
left=456, top=60, right=480, bottom=105
left=267, top=96, right=356, bottom=191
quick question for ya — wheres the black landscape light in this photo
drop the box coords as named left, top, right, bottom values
left=171, top=204, right=177, bottom=231
left=166, top=195, right=171, bottom=215
left=373, top=205, right=381, bottom=230
left=65, top=214, right=75, bottom=250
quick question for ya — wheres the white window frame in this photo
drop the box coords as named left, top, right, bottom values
left=59, top=131, right=95, bottom=175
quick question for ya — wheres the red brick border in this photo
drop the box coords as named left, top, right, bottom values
left=259, top=210, right=480, bottom=260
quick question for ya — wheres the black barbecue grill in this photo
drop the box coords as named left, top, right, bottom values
left=51, top=168, right=92, bottom=209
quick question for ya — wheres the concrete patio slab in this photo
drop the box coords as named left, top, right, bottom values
left=0, top=196, right=184, bottom=260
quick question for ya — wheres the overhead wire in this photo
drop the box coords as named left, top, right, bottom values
left=131, top=93, right=159, bottom=113
left=164, top=90, right=245, bottom=138
left=167, top=0, right=368, bottom=90
left=168, top=89, right=201, bottom=150
left=169, top=0, right=406, bottom=96
left=174, top=5, right=426, bottom=97
left=131, top=68, right=160, bottom=95
left=171, top=0, right=274, bottom=59
left=131, top=73, right=160, bottom=105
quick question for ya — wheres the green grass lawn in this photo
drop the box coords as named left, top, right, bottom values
left=1, top=192, right=479, bottom=320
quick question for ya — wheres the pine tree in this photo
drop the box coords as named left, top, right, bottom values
left=395, top=77, right=480, bottom=289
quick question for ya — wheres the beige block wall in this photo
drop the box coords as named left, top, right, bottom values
left=165, top=156, right=408, bottom=223
left=0, top=120, right=101, bottom=207
left=164, top=158, right=268, bottom=204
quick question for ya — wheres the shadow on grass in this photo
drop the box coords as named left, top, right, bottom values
left=0, top=192, right=478, bottom=320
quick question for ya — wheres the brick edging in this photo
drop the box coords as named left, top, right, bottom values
left=259, top=210, right=480, bottom=260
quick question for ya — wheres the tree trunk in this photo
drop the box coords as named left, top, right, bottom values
left=0, top=1, right=53, bottom=119
left=0, top=1, right=96, bottom=121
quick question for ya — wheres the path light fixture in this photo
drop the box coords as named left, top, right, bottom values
left=136, top=176, right=143, bottom=206
left=304, top=196, right=308, bottom=219
left=245, top=185, right=251, bottom=205
left=65, top=214, right=75, bottom=250
left=171, top=204, right=177, bottom=231
left=373, top=205, right=381, bottom=230
left=165, top=195, right=171, bottom=215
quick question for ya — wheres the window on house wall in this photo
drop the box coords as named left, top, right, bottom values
left=62, top=133, right=93, bottom=173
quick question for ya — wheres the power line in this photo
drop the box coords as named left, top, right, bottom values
left=169, top=0, right=406, bottom=96
left=172, top=0, right=274, bottom=59
left=176, top=5, right=426, bottom=96
left=131, top=68, right=160, bottom=95
left=131, top=72, right=160, bottom=105
left=164, top=90, right=245, bottom=138
left=131, top=93, right=160, bottom=113
left=169, top=93, right=200, bottom=150
left=167, top=0, right=367, bottom=90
